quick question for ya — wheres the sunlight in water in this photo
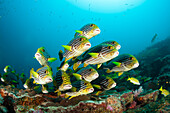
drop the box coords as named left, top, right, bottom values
left=67, top=0, right=146, bottom=13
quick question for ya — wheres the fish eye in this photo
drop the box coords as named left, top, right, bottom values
left=90, top=24, right=95, bottom=27
left=84, top=83, right=87, bottom=85
left=89, top=68, right=93, bottom=71
left=112, top=41, right=116, bottom=44
left=80, top=38, right=85, bottom=41
left=129, top=57, right=134, bottom=60
left=107, top=46, right=113, bottom=49
left=42, top=49, right=45, bottom=52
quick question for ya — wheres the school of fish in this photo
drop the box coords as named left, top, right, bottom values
left=5, top=23, right=168, bottom=100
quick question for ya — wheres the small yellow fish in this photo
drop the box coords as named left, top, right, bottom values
left=159, top=86, right=170, bottom=97
left=127, top=77, right=140, bottom=85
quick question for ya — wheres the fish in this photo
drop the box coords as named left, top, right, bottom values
left=54, top=70, right=72, bottom=92
left=1, top=72, right=19, bottom=85
left=100, top=41, right=121, bottom=50
left=159, top=86, right=170, bottom=97
left=4, top=65, right=15, bottom=73
left=73, top=44, right=119, bottom=70
left=127, top=77, right=140, bottom=85
left=91, top=75, right=116, bottom=91
left=34, top=47, right=57, bottom=66
left=74, top=23, right=100, bottom=39
left=72, top=66, right=99, bottom=82
left=29, top=65, right=53, bottom=85
left=57, top=61, right=70, bottom=71
left=151, top=33, right=158, bottom=43
left=61, top=36, right=91, bottom=62
left=65, top=80, right=94, bottom=100
left=103, top=54, right=139, bottom=76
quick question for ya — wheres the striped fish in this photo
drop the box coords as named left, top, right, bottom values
left=91, top=75, right=116, bottom=91
left=73, top=44, right=119, bottom=70
left=74, top=23, right=100, bottom=39
left=65, top=80, right=94, bottom=99
left=54, top=70, right=72, bottom=92
left=73, top=66, right=99, bottom=82
left=29, top=65, right=53, bottom=85
left=35, top=47, right=57, bottom=66
left=62, top=36, right=91, bottom=62
left=103, top=54, right=139, bottom=74
left=100, top=41, right=121, bottom=50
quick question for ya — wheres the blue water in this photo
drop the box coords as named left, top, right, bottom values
left=0, top=0, right=170, bottom=75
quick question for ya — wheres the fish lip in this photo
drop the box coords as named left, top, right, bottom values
left=1, top=78, right=4, bottom=82
left=94, top=28, right=101, bottom=34
left=111, top=83, right=116, bottom=88
left=85, top=43, right=91, bottom=47
left=116, top=45, right=121, bottom=50
left=89, top=88, right=94, bottom=93
left=133, top=62, right=139, bottom=68
left=64, top=84, right=72, bottom=90
left=35, top=53, right=41, bottom=58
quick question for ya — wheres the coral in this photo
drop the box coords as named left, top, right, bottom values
left=133, top=86, right=143, bottom=97
left=135, top=90, right=159, bottom=105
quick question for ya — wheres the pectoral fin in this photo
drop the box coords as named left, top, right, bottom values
left=30, top=68, right=39, bottom=79
left=62, top=45, right=72, bottom=51
left=112, top=62, right=121, bottom=67
left=75, top=30, right=83, bottom=34
left=33, top=57, right=36, bottom=59
left=95, top=91, right=103, bottom=96
left=48, top=58, right=57, bottom=62
left=97, top=64, right=102, bottom=69
left=72, top=73, right=82, bottom=80
left=93, top=84, right=101, bottom=89
left=11, top=80, right=18, bottom=84
left=106, top=69, right=112, bottom=73
left=118, top=72, right=123, bottom=76
left=83, top=63, right=88, bottom=67
left=88, top=53, right=99, bottom=58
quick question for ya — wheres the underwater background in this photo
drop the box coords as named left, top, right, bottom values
left=0, top=0, right=170, bottom=113
left=0, top=0, right=170, bottom=74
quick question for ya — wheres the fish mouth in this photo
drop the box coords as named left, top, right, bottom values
left=35, top=53, right=41, bottom=58
left=111, top=83, right=116, bottom=88
left=113, top=51, right=119, bottom=57
left=133, top=62, right=139, bottom=68
left=1, top=78, right=4, bottom=82
left=64, top=84, right=72, bottom=90
left=88, top=88, right=94, bottom=93
left=85, top=43, right=91, bottom=47
left=116, top=45, right=121, bottom=50
left=94, top=28, right=101, bottom=34
left=94, top=73, right=99, bottom=79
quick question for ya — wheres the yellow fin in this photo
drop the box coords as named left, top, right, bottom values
left=33, top=80, right=36, bottom=84
left=75, top=30, right=83, bottom=34
left=65, top=94, right=70, bottom=98
left=112, top=62, right=121, bottom=67
left=118, top=72, right=123, bottom=76
left=88, top=53, right=99, bottom=58
left=71, top=87, right=77, bottom=92
left=106, top=69, right=112, bottom=73
left=48, top=58, right=57, bottom=62
left=97, top=64, right=102, bottom=69
left=83, top=63, right=88, bottom=67
left=93, top=84, right=101, bottom=89
left=72, top=73, right=82, bottom=80
left=62, top=45, right=72, bottom=51
left=159, top=86, right=163, bottom=91
left=73, top=62, right=81, bottom=70
left=95, top=91, right=103, bottom=96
